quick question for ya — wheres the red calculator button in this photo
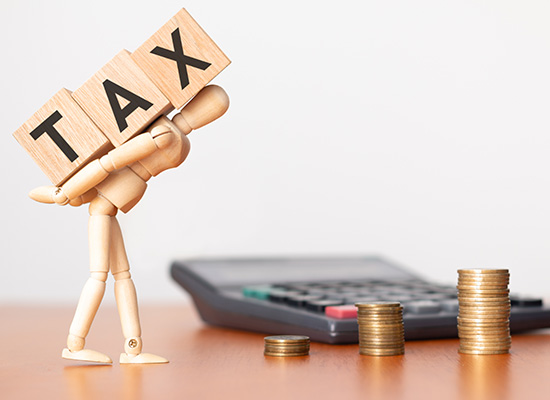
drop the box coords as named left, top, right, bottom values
left=325, top=305, right=357, bottom=319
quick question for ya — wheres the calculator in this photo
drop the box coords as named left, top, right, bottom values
left=170, top=256, right=550, bottom=343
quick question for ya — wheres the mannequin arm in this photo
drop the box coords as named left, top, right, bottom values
left=29, top=125, right=173, bottom=204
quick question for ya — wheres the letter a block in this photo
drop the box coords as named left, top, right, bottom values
left=13, top=89, right=111, bottom=185
left=73, top=50, right=172, bottom=146
left=132, top=8, right=230, bottom=110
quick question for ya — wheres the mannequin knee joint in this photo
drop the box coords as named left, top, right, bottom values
left=113, top=271, right=131, bottom=281
left=91, top=272, right=108, bottom=282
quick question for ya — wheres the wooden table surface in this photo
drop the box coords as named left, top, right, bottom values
left=1, top=304, right=549, bottom=400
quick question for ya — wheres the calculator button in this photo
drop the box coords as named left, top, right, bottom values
left=418, top=293, right=454, bottom=301
left=345, top=295, right=380, bottom=303
left=287, top=294, right=324, bottom=307
left=242, top=285, right=272, bottom=300
left=511, top=297, right=543, bottom=307
left=306, top=299, right=344, bottom=312
left=268, top=290, right=304, bottom=303
left=405, top=300, right=441, bottom=314
left=440, top=299, right=459, bottom=313
left=325, top=305, right=358, bottom=319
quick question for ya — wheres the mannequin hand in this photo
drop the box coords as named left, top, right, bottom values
left=28, top=186, right=69, bottom=205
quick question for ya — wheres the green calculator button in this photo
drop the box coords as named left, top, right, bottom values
left=243, top=285, right=272, bottom=300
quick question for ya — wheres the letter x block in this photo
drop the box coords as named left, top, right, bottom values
left=73, top=50, right=172, bottom=146
left=13, top=89, right=110, bottom=185
left=132, top=8, right=230, bottom=109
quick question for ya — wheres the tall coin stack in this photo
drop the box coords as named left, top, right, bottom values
left=457, top=269, right=511, bottom=355
left=264, top=335, right=310, bottom=357
left=355, top=302, right=405, bottom=356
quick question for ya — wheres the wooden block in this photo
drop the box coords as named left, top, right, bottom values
left=13, top=89, right=111, bottom=185
left=73, top=50, right=172, bottom=147
left=132, top=8, right=230, bottom=110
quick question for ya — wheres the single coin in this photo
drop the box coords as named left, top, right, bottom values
left=359, top=333, right=405, bottom=340
left=264, top=347, right=310, bottom=354
left=357, top=312, right=404, bottom=317
left=458, top=283, right=510, bottom=288
left=459, top=348, right=509, bottom=355
left=459, top=335, right=511, bottom=342
left=457, top=290, right=510, bottom=296
left=458, top=327, right=510, bottom=334
left=264, top=343, right=310, bottom=350
left=457, top=282, right=509, bottom=287
left=264, top=335, right=310, bottom=343
left=459, top=339, right=512, bottom=346
left=264, top=351, right=309, bottom=357
left=459, top=345, right=511, bottom=352
left=358, top=326, right=405, bottom=333
left=355, top=301, right=402, bottom=308
left=458, top=269, right=509, bottom=274
left=357, top=318, right=403, bottom=323
left=458, top=310, right=511, bottom=317
left=458, top=306, right=510, bottom=312
left=458, top=326, right=510, bottom=333
left=360, top=349, right=405, bottom=356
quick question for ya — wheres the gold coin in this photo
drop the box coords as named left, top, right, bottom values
left=459, top=305, right=510, bottom=309
left=458, top=327, right=510, bottom=334
left=264, top=351, right=309, bottom=357
left=458, top=298, right=510, bottom=305
left=457, top=278, right=510, bottom=284
left=458, top=311, right=510, bottom=317
left=457, top=288, right=509, bottom=294
left=360, top=349, right=405, bottom=356
left=459, top=345, right=511, bottom=352
left=357, top=312, right=403, bottom=318
left=458, top=333, right=512, bottom=342
left=360, top=347, right=405, bottom=353
left=355, top=301, right=401, bottom=308
left=265, top=343, right=309, bottom=350
left=458, top=268, right=509, bottom=274
left=359, top=334, right=404, bottom=340
left=459, top=339, right=512, bottom=346
left=458, top=307, right=510, bottom=312
left=264, top=335, right=310, bottom=344
left=458, top=282, right=510, bottom=288
left=358, top=328, right=404, bottom=334
left=264, top=347, right=309, bottom=354
left=457, top=276, right=509, bottom=281
left=360, top=341, right=405, bottom=346
left=459, top=348, right=509, bottom=355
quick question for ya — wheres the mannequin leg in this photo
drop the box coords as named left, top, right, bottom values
left=110, top=217, right=168, bottom=364
left=62, top=197, right=115, bottom=363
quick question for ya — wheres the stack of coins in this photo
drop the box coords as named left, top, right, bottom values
left=457, top=269, right=511, bottom=355
left=355, top=302, right=405, bottom=356
left=264, top=335, right=310, bottom=357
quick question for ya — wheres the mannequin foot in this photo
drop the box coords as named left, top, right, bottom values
left=62, top=348, right=112, bottom=364
left=120, top=352, right=169, bottom=364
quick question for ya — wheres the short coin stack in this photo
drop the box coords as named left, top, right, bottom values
left=355, top=301, right=405, bottom=356
left=264, top=335, right=310, bottom=357
left=457, top=269, right=511, bottom=355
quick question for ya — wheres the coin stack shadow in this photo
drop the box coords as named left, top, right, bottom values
left=457, top=269, right=511, bottom=355
left=264, top=335, right=310, bottom=357
left=355, top=302, right=405, bottom=356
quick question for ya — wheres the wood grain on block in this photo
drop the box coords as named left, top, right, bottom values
left=132, top=8, right=230, bottom=109
left=12, top=88, right=110, bottom=185
left=73, top=50, right=171, bottom=147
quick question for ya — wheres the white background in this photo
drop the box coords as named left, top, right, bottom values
left=1, top=0, right=549, bottom=304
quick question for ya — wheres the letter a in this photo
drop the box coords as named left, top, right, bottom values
left=103, top=80, right=153, bottom=133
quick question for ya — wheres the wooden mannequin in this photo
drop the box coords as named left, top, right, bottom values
left=29, top=85, right=229, bottom=364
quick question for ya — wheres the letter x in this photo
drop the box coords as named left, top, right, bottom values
left=151, top=28, right=211, bottom=90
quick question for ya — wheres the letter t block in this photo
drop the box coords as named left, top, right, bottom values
left=13, top=89, right=111, bottom=185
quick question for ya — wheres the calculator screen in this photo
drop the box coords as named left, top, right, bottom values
left=184, top=257, right=418, bottom=286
